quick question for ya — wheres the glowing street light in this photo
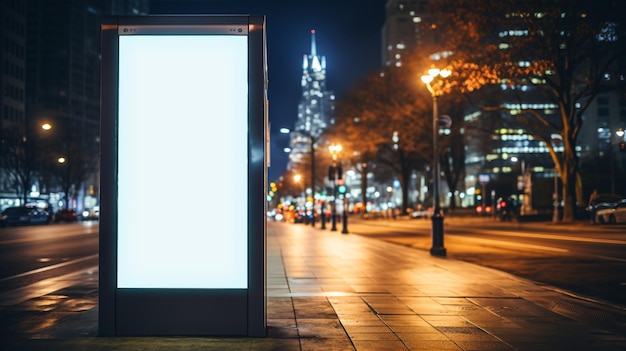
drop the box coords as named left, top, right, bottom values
left=41, top=123, right=52, bottom=131
left=329, top=144, right=342, bottom=160
left=421, top=67, right=452, bottom=257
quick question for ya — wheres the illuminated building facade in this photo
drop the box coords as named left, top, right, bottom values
left=381, top=0, right=626, bottom=210
left=288, top=30, right=335, bottom=171
left=382, top=0, right=432, bottom=68
left=0, top=0, right=27, bottom=209
left=0, top=0, right=149, bottom=211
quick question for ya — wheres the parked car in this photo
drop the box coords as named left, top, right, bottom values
left=82, top=206, right=99, bottom=220
left=588, top=193, right=623, bottom=220
left=475, top=204, right=493, bottom=216
left=0, top=206, right=51, bottom=227
left=294, top=210, right=307, bottom=223
left=54, top=209, right=78, bottom=223
left=595, top=199, right=626, bottom=224
left=411, top=207, right=432, bottom=219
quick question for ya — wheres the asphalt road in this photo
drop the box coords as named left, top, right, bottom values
left=1, top=218, right=624, bottom=310
left=0, top=222, right=99, bottom=293
left=344, top=215, right=626, bottom=307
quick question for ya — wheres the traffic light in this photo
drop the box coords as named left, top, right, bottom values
left=336, top=178, right=347, bottom=194
left=620, top=142, right=626, bottom=153
left=329, top=165, right=343, bottom=180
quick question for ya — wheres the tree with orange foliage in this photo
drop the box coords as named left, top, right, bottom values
left=426, top=0, right=626, bottom=222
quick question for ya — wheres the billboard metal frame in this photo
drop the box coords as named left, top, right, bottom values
left=99, top=15, right=267, bottom=337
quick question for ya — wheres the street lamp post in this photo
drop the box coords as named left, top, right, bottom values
left=309, top=135, right=316, bottom=227
left=328, top=144, right=343, bottom=232
left=294, top=174, right=305, bottom=222
left=341, top=196, right=348, bottom=234
left=421, top=68, right=451, bottom=257
left=321, top=201, right=327, bottom=229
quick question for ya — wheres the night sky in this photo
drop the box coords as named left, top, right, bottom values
left=149, top=0, right=387, bottom=181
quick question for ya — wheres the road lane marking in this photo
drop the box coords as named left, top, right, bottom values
left=0, top=254, right=99, bottom=282
left=348, top=223, right=570, bottom=253
left=476, top=229, right=626, bottom=245
left=453, top=236, right=569, bottom=253
left=0, top=229, right=97, bottom=245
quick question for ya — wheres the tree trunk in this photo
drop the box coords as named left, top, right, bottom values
left=360, top=166, right=368, bottom=212
left=560, top=138, right=578, bottom=222
left=400, top=165, right=411, bottom=215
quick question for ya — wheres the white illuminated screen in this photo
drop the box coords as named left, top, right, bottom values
left=117, top=34, right=248, bottom=289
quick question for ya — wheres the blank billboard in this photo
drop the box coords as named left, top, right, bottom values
left=116, top=32, right=248, bottom=289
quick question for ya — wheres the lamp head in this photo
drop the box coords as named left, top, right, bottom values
left=439, top=69, right=452, bottom=78
left=421, top=75, right=434, bottom=84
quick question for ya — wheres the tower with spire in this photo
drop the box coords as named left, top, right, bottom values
left=288, top=30, right=335, bottom=170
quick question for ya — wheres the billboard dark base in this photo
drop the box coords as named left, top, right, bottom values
left=114, top=289, right=248, bottom=336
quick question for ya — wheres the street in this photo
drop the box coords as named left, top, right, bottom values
left=2, top=219, right=625, bottom=310
left=1, top=220, right=626, bottom=350
left=2, top=219, right=626, bottom=308
left=347, top=215, right=626, bottom=306
left=0, top=222, right=99, bottom=346
left=0, top=222, right=98, bottom=288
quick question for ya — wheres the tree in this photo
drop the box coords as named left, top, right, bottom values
left=331, top=65, right=432, bottom=214
left=286, top=145, right=334, bottom=198
left=0, top=127, right=37, bottom=205
left=38, top=120, right=99, bottom=209
left=428, top=0, right=626, bottom=222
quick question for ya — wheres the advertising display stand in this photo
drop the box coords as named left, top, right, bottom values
left=99, top=15, right=267, bottom=336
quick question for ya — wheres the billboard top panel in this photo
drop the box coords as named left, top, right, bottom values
left=103, top=15, right=264, bottom=36
left=118, top=24, right=249, bottom=35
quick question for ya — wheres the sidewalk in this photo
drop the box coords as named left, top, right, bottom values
left=4, top=221, right=626, bottom=350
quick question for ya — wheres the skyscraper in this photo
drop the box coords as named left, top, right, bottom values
left=381, top=0, right=626, bottom=209
left=381, top=0, right=431, bottom=68
left=288, top=30, right=335, bottom=171
left=0, top=1, right=149, bottom=211
left=0, top=0, right=26, bottom=133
